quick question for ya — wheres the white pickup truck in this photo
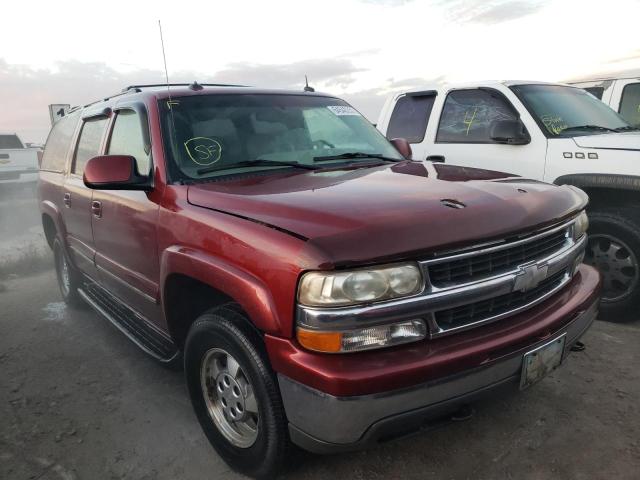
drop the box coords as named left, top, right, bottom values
left=0, top=133, right=40, bottom=186
left=569, top=75, right=640, bottom=128
left=377, top=80, right=640, bottom=320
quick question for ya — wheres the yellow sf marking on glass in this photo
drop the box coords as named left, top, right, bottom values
left=464, top=107, right=478, bottom=136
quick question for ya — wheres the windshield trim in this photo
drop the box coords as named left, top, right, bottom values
left=510, top=84, right=632, bottom=139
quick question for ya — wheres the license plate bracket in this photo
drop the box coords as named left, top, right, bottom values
left=520, top=334, right=566, bottom=389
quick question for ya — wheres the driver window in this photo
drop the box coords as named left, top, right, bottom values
left=107, top=110, right=150, bottom=174
left=436, top=89, right=518, bottom=143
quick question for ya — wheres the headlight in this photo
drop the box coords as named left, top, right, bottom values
left=298, top=263, right=423, bottom=307
left=573, top=210, right=589, bottom=240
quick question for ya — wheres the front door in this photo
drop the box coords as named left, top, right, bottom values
left=425, top=88, right=546, bottom=180
left=91, top=107, right=161, bottom=322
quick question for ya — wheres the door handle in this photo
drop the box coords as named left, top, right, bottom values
left=63, top=192, right=71, bottom=207
left=426, top=155, right=445, bottom=163
left=91, top=200, right=102, bottom=218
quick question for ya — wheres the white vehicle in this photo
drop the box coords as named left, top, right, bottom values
left=377, top=81, right=640, bottom=320
left=569, top=75, right=640, bottom=128
left=0, top=133, right=40, bottom=186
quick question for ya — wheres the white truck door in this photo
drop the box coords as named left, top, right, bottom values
left=425, top=87, right=546, bottom=179
left=610, top=79, right=640, bottom=127
left=379, top=91, right=437, bottom=161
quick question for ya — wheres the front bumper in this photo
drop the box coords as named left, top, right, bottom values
left=275, top=265, right=600, bottom=453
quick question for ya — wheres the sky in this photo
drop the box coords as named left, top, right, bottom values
left=1, top=0, right=640, bottom=143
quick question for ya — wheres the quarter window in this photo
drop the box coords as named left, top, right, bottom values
left=41, top=111, right=80, bottom=172
left=386, top=94, right=435, bottom=143
left=436, top=89, right=518, bottom=143
left=583, top=87, right=604, bottom=100
left=107, top=110, right=150, bottom=174
left=619, top=82, right=640, bottom=127
left=73, top=117, right=108, bottom=175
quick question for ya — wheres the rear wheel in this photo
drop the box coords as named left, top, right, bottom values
left=53, top=237, right=84, bottom=307
left=585, top=207, right=640, bottom=322
left=184, top=305, right=290, bottom=478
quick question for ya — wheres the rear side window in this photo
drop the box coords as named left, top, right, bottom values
left=436, top=89, right=518, bottom=143
left=583, top=87, right=604, bottom=100
left=73, top=117, right=108, bottom=175
left=0, top=135, right=23, bottom=149
left=107, top=110, right=150, bottom=174
left=619, top=82, right=640, bottom=127
left=386, top=94, right=435, bottom=143
left=40, top=111, right=80, bottom=172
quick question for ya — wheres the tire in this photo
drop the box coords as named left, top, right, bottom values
left=585, top=206, right=640, bottom=322
left=52, top=237, right=84, bottom=307
left=184, top=304, right=290, bottom=479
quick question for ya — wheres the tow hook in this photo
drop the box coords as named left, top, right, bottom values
left=570, top=341, right=586, bottom=352
left=451, top=404, right=474, bottom=422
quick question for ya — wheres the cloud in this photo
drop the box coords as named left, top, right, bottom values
left=437, top=0, right=548, bottom=25
left=359, top=0, right=417, bottom=5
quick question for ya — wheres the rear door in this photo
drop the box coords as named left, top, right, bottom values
left=381, top=91, right=437, bottom=161
left=611, top=79, right=640, bottom=127
left=427, top=87, right=546, bottom=179
left=91, top=105, right=161, bottom=321
left=62, top=113, right=109, bottom=277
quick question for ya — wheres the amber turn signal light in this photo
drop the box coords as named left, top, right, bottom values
left=296, top=329, right=343, bottom=353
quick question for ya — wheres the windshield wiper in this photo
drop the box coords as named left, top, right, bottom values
left=313, top=152, right=403, bottom=163
left=561, top=125, right=618, bottom=133
left=614, top=125, right=640, bottom=132
left=197, top=159, right=319, bottom=175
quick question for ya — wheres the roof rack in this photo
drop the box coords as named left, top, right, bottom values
left=121, top=83, right=246, bottom=92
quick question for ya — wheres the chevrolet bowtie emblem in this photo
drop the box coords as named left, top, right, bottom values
left=514, top=262, right=549, bottom=292
left=0, top=159, right=9, bottom=164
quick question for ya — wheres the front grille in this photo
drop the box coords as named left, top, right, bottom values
left=428, top=228, right=569, bottom=287
left=434, top=270, right=568, bottom=331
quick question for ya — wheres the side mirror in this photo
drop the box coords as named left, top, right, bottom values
left=389, top=138, right=413, bottom=159
left=83, top=155, right=152, bottom=191
left=490, top=119, right=530, bottom=145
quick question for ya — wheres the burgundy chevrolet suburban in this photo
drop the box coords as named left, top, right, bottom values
left=38, top=83, right=601, bottom=478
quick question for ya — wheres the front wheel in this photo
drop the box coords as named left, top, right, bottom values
left=184, top=305, right=290, bottom=478
left=585, top=207, right=640, bottom=322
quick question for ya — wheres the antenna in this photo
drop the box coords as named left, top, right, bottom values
left=304, top=75, right=315, bottom=92
left=158, top=20, right=172, bottom=98
left=158, top=20, right=179, bottom=163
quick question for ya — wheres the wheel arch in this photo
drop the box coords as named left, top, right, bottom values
left=160, top=246, right=283, bottom=348
left=553, top=174, right=640, bottom=210
left=40, top=200, right=67, bottom=249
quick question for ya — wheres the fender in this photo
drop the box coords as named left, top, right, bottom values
left=160, top=245, right=283, bottom=335
left=40, top=199, right=68, bottom=248
left=554, top=173, right=640, bottom=192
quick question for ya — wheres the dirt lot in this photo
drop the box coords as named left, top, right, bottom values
left=1, top=191, right=639, bottom=480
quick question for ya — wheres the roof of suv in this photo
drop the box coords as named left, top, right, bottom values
left=76, top=84, right=334, bottom=112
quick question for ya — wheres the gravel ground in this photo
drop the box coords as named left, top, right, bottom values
left=1, top=269, right=639, bottom=480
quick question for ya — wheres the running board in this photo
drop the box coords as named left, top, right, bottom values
left=78, top=281, right=180, bottom=364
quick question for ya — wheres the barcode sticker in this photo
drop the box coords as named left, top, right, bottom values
left=327, top=105, right=360, bottom=116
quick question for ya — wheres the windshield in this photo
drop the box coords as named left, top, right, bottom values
left=510, top=84, right=631, bottom=137
left=160, top=93, right=402, bottom=180
left=0, top=134, right=23, bottom=149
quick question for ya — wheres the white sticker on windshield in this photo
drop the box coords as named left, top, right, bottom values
left=327, top=105, right=360, bottom=116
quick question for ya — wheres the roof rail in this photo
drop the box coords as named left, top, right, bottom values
left=121, top=83, right=246, bottom=92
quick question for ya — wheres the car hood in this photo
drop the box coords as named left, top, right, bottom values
left=572, top=132, right=640, bottom=151
left=187, top=162, right=587, bottom=265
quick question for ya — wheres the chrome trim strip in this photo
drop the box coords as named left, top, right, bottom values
left=296, top=234, right=587, bottom=336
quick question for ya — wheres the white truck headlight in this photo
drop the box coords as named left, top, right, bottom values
left=573, top=210, right=589, bottom=240
left=298, top=263, right=423, bottom=307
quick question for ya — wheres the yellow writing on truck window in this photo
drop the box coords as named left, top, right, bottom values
left=464, top=107, right=478, bottom=135
left=541, top=115, right=568, bottom=135
left=184, top=137, right=222, bottom=166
